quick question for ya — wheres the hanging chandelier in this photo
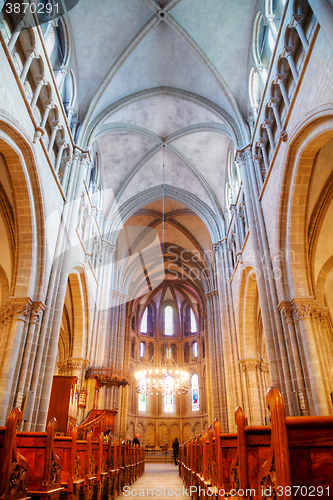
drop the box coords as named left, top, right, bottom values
left=135, top=147, right=189, bottom=397
left=135, top=364, right=189, bottom=396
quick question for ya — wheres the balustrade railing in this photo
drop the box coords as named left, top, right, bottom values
left=0, top=7, right=76, bottom=195
left=251, top=0, right=317, bottom=193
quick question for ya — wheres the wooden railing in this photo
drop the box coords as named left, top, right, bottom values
left=0, top=407, right=145, bottom=500
left=85, top=367, right=130, bottom=387
left=179, top=387, right=333, bottom=499
left=77, top=409, right=117, bottom=440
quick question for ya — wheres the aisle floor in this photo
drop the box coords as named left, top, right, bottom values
left=118, top=463, right=190, bottom=500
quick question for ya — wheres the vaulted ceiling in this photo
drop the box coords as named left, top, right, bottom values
left=66, top=0, right=258, bottom=293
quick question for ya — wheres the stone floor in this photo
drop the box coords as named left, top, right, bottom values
left=118, top=463, right=190, bottom=500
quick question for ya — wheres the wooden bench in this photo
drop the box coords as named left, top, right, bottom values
left=230, top=406, right=271, bottom=498
left=76, top=431, right=96, bottom=500
left=259, top=387, right=333, bottom=500
left=16, top=418, right=63, bottom=500
left=91, top=433, right=108, bottom=500
left=0, top=407, right=30, bottom=500
left=54, top=426, right=83, bottom=500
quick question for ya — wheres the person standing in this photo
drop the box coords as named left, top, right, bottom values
left=172, top=437, right=179, bottom=465
left=133, top=434, right=140, bottom=446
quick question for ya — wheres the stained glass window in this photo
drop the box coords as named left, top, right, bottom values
left=166, top=346, right=171, bottom=359
left=138, top=377, right=146, bottom=411
left=45, top=27, right=55, bottom=57
left=139, top=341, right=145, bottom=358
left=165, top=376, right=174, bottom=412
left=191, top=374, right=199, bottom=411
left=165, top=306, right=173, bottom=336
left=268, top=28, right=275, bottom=53
left=141, top=308, right=148, bottom=333
left=193, top=341, right=198, bottom=359
left=190, top=309, right=197, bottom=333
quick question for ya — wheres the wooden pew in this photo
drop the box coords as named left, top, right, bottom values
left=0, top=407, right=30, bottom=500
left=109, top=440, right=121, bottom=500
left=76, top=431, right=96, bottom=500
left=54, top=427, right=83, bottom=500
left=259, top=387, right=333, bottom=500
left=91, top=433, right=108, bottom=500
left=16, top=418, right=63, bottom=500
left=230, top=407, right=271, bottom=499
left=179, top=414, right=270, bottom=499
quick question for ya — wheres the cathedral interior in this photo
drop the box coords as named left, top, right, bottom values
left=1, top=0, right=333, bottom=451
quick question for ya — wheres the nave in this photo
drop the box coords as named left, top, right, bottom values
left=118, top=464, right=189, bottom=500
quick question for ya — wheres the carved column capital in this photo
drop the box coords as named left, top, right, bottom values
left=10, top=297, right=33, bottom=322
left=243, top=144, right=253, bottom=160
left=235, top=150, right=247, bottom=168
left=281, top=45, right=295, bottom=58
left=289, top=14, right=304, bottom=28
left=278, top=300, right=293, bottom=323
left=273, top=73, right=287, bottom=85
left=291, top=297, right=314, bottom=320
left=267, top=97, right=280, bottom=109
left=262, top=119, right=273, bottom=129
left=30, top=301, right=46, bottom=324
left=239, top=358, right=269, bottom=373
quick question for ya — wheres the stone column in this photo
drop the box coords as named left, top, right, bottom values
left=235, top=151, right=281, bottom=388
left=281, top=46, right=299, bottom=82
left=30, top=76, right=46, bottom=111
left=243, top=146, right=294, bottom=414
left=262, top=119, right=275, bottom=151
left=307, top=0, right=333, bottom=50
left=40, top=99, right=54, bottom=129
left=253, top=154, right=265, bottom=189
left=239, top=359, right=262, bottom=425
left=257, top=138, right=269, bottom=172
left=7, top=16, right=25, bottom=52
left=24, top=150, right=81, bottom=430
left=0, top=298, right=32, bottom=424
left=268, top=97, right=282, bottom=132
left=273, top=74, right=290, bottom=109
left=292, top=298, right=329, bottom=415
left=279, top=302, right=306, bottom=395
left=66, top=106, right=76, bottom=126
left=61, top=156, right=72, bottom=192
left=47, top=121, right=61, bottom=154
left=35, top=152, right=90, bottom=431
left=213, top=240, right=242, bottom=431
left=15, top=302, right=45, bottom=409
left=20, top=47, right=37, bottom=83
left=289, top=14, right=309, bottom=51
left=54, top=140, right=68, bottom=175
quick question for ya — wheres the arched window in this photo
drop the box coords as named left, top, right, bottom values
left=148, top=342, right=154, bottom=361
left=191, top=374, right=199, bottom=411
left=192, top=341, right=198, bottom=360
left=138, top=377, right=146, bottom=411
left=190, top=309, right=197, bottom=333
left=165, top=376, right=174, bottom=412
left=184, top=343, right=190, bottom=364
left=45, top=26, right=56, bottom=57
left=165, top=305, right=173, bottom=336
left=141, top=308, right=148, bottom=334
left=166, top=346, right=172, bottom=359
left=139, top=341, right=145, bottom=359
